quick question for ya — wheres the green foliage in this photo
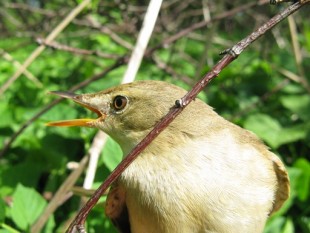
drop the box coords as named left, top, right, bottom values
left=0, top=1, right=309, bottom=232
left=244, top=114, right=307, bottom=149
left=11, top=184, right=50, bottom=231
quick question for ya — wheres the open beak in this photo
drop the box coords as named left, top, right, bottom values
left=46, top=91, right=105, bottom=127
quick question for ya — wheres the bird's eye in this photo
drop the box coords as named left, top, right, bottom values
left=113, top=95, right=128, bottom=111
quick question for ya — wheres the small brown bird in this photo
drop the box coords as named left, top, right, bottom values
left=48, top=80, right=290, bottom=233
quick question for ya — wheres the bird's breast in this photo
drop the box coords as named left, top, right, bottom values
left=119, top=131, right=277, bottom=232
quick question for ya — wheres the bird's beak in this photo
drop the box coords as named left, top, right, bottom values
left=46, top=91, right=105, bottom=127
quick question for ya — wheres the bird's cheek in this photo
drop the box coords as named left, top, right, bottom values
left=92, top=114, right=107, bottom=126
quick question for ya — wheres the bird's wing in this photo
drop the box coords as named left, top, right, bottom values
left=270, top=154, right=290, bottom=214
left=105, top=181, right=131, bottom=233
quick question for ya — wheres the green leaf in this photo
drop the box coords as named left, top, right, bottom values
left=101, top=137, right=123, bottom=171
left=0, top=162, right=43, bottom=196
left=0, top=198, right=5, bottom=223
left=264, top=216, right=285, bottom=233
left=11, top=184, right=47, bottom=231
left=0, top=223, right=20, bottom=233
left=299, top=216, right=310, bottom=233
left=276, top=124, right=308, bottom=147
left=293, top=158, right=310, bottom=201
left=281, top=94, right=310, bottom=121
left=244, top=114, right=307, bottom=149
left=244, top=114, right=281, bottom=149
left=282, top=218, right=294, bottom=233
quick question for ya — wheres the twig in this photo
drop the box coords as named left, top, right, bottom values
left=66, top=1, right=308, bottom=232
left=0, top=0, right=91, bottom=96
left=36, top=38, right=120, bottom=59
left=122, top=0, right=163, bottom=83
left=152, top=54, right=194, bottom=85
left=73, top=18, right=134, bottom=50
left=31, top=155, right=89, bottom=233
left=147, top=0, right=269, bottom=55
left=0, top=58, right=126, bottom=158
left=0, top=49, right=43, bottom=88
left=287, top=15, right=310, bottom=92
left=4, top=3, right=56, bottom=17
left=230, top=79, right=290, bottom=121
left=82, top=131, right=108, bottom=191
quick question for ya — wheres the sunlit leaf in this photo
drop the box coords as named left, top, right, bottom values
left=11, top=184, right=46, bottom=231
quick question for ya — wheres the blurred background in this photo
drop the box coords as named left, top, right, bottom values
left=0, top=0, right=309, bottom=232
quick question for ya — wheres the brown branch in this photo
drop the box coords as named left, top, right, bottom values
left=151, top=54, right=194, bottom=85
left=66, top=1, right=308, bottom=232
left=73, top=19, right=134, bottom=50
left=4, top=3, right=56, bottom=17
left=147, top=0, right=270, bottom=55
left=36, top=38, right=120, bottom=59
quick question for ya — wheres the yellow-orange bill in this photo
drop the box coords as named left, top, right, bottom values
left=46, top=119, right=95, bottom=127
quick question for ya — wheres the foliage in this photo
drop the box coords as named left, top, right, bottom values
left=0, top=0, right=309, bottom=232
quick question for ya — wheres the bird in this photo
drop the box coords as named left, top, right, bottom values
left=48, top=80, right=290, bottom=233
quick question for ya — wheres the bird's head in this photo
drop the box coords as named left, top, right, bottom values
left=47, top=81, right=198, bottom=153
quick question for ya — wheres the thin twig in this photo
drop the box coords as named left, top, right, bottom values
left=0, top=49, right=43, bottom=88
left=5, top=3, right=56, bottom=17
left=73, top=18, right=134, bottom=50
left=31, top=156, right=89, bottom=233
left=0, top=0, right=91, bottom=96
left=287, top=15, right=310, bottom=92
left=152, top=54, right=194, bottom=85
left=0, top=58, right=126, bottom=158
left=122, top=0, right=163, bottom=83
left=147, top=0, right=269, bottom=55
left=66, top=2, right=308, bottom=232
left=36, top=38, right=120, bottom=59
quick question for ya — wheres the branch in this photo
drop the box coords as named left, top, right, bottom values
left=122, top=0, right=163, bottom=83
left=36, top=38, right=120, bottom=59
left=31, top=156, right=89, bottom=233
left=0, top=0, right=91, bottom=96
left=0, top=58, right=126, bottom=158
left=147, top=0, right=270, bottom=55
left=66, top=1, right=309, bottom=232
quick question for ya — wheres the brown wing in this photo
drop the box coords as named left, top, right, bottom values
left=270, top=155, right=290, bottom=214
left=105, top=181, right=131, bottom=233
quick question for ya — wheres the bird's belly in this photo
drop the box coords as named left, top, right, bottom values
left=120, top=137, right=276, bottom=233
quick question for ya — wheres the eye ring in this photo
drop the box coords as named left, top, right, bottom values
left=113, top=95, right=128, bottom=111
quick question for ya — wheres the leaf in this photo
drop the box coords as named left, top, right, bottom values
left=0, top=198, right=5, bottom=223
left=244, top=114, right=307, bottom=149
left=299, top=216, right=310, bottom=233
left=264, top=216, right=285, bottom=233
left=11, top=184, right=47, bottom=231
left=0, top=162, right=43, bottom=196
left=281, top=94, right=310, bottom=121
left=275, top=124, right=308, bottom=148
left=293, top=158, right=310, bottom=201
left=101, top=137, right=123, bottom=171
left=282, top=218, right=294, bottom=233
left=0, top=223, right=20, bottom=233
left=244, top=114, right=281, bottom=149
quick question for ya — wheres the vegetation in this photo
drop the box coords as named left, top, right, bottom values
left=0, top=1, right=309, bottom=232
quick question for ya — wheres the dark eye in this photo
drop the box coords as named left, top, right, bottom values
left=113, top=95, right=128, bottom=110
